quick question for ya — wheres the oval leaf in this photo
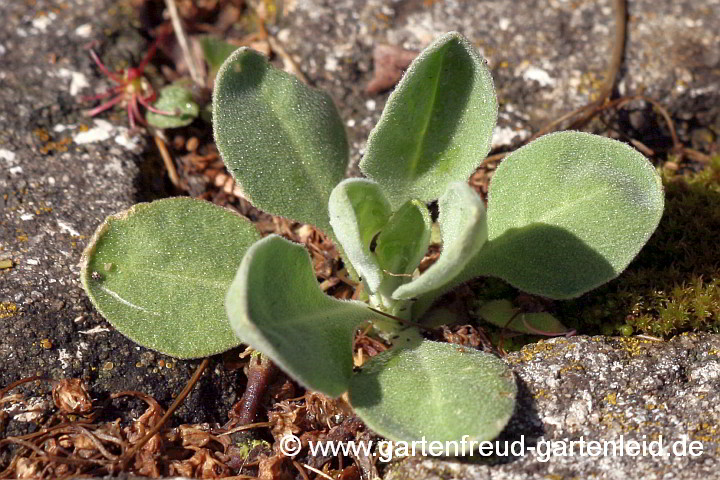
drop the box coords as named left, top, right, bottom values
left=349, top=339, right=516, bottom=448
left=393, top=182, right=487, bottom=300
left=226, top=235, right=386, bottom=397
left=329, top=179, right=392, bottom=294
left=360, top=31, right=497, bottom=208
left=213, top=48, right=348, bottom=231
left=474, top=131, right=664, bottom=299
left=478, top=299, right=573, bottom=335
left=81, top=198, right=261, bottom=358
left=146, top=84, right=200, bottom=129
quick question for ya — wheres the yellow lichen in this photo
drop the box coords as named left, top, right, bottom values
left=0, top=302, right=18, bottom=319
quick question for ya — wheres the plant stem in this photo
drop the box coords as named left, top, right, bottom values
left=228, top=353, right=277, bottom=427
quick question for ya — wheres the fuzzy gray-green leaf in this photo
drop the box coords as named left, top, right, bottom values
left=374, top=200, right=432, bottom=277
left=473, top=131, right=664, bottom=299
left=350, top=339, right=516, bottom=447
left=373, top=199, right=432, bottom=304
left=146, top=84, right=200, bottom=129
left=359, top=32, right=497, bottom=208
left=213, top=48, right=348, bottom=231
left=478, top=299, right=573, bottom=335
left=393, top=182, right=487, bottom=300
left=226, top=235, right=385, bottom=397
left=328, top=179, right=392, bottom=293
left=81, top=198, right=260, bottom=358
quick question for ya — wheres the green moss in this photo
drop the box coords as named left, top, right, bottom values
left=558, top=156, right=720, bottom=336
left=233, top=438, right=271, bottom=460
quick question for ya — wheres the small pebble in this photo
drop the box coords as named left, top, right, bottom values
left=103, top=361, right=114, bottom=371
left=223, top=177, right=234, bottom=194
left=214, top=173, right=229, bottom=188
left=186, top=136, right=199, bottom=152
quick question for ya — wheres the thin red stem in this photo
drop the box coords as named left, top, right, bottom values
left=136, top=94, right=176, bottom=116
left=80, top=88, right=120, bottom=102
left=136, top=40, right=159, bottom=74
left=130, top=96, right=148, bottom=126
left=89, top=49, right=123, bottom=84
left=127, top=100, right=136, bottom=129
left=86, top=94, right=124, bottom=116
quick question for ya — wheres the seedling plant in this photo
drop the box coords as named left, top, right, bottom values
left=81, top=32, right=664, bottom=451
left=83, top=40, right=201, bottom=129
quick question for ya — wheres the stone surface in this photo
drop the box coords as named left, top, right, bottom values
left=386, top=333, right=720, bottom=480
left=274, top=0, right=720, bottom=167
left=0, top=0, right=246, bottom=433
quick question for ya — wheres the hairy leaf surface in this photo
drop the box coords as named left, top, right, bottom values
left=360, top=32, right=497, bottom=207
left=374, top=200, right=432, bottom=277
left=226, top=235, right=386, bottom=397
left=81, top=198, right=260, bottom=358
left=146, top=84, right=200, bottom=129
left=474, top=131, right=664, bottom=298
left=329, top=179, right=392, bottom=293
left=477, top=299, right=573, bottom=335
left=214, top=48, right=348, bottom=231
left=393, top=182, right=487, bottom=300
left=350, top=339, right=516, bottom=448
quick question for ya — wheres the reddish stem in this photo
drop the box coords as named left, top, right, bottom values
left=136, top=40, right=159, bottom=75
left=228, top=354, right=277, bottom=427
left=80, top=88, right=120, bottom=103
left=136, top=94, right=176, bottom=116
left=127, top=100, right=136, bottom=129
left=89, top=49, right=123, bottom=84
left=130, top=96, right=148, bottom=127
left=86, top=93, right=124, bottom=117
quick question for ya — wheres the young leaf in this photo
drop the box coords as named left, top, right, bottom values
left=477, top=299, right=573, bottom=335
left=200, top=36, right=238, bottom=77
left=360, top=32, right=497, bottom=208
left=146, top=84, right=200, bottom=129
left=81, top=198, right=260, bottom=358
left=213, top=48, right=348, bottom=232
left=373, top=200, right=432, bottom=312
left=328, top=179, right=392, bottom=293
left=474, top=131, right=664, bottom=299
left=349, top=338, right=516, bottom=448
left=393, top=182, right=487, bottom=300
left=225, top=235, right=387, bottom=397
left=374, top=200, right=432, bottom=277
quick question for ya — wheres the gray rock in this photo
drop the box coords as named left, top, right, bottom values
left=385, top=333, right=720, bottom=480
left=275, top=0, right=720, bottom=165
left=0, top=0, right=244, bottom=434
